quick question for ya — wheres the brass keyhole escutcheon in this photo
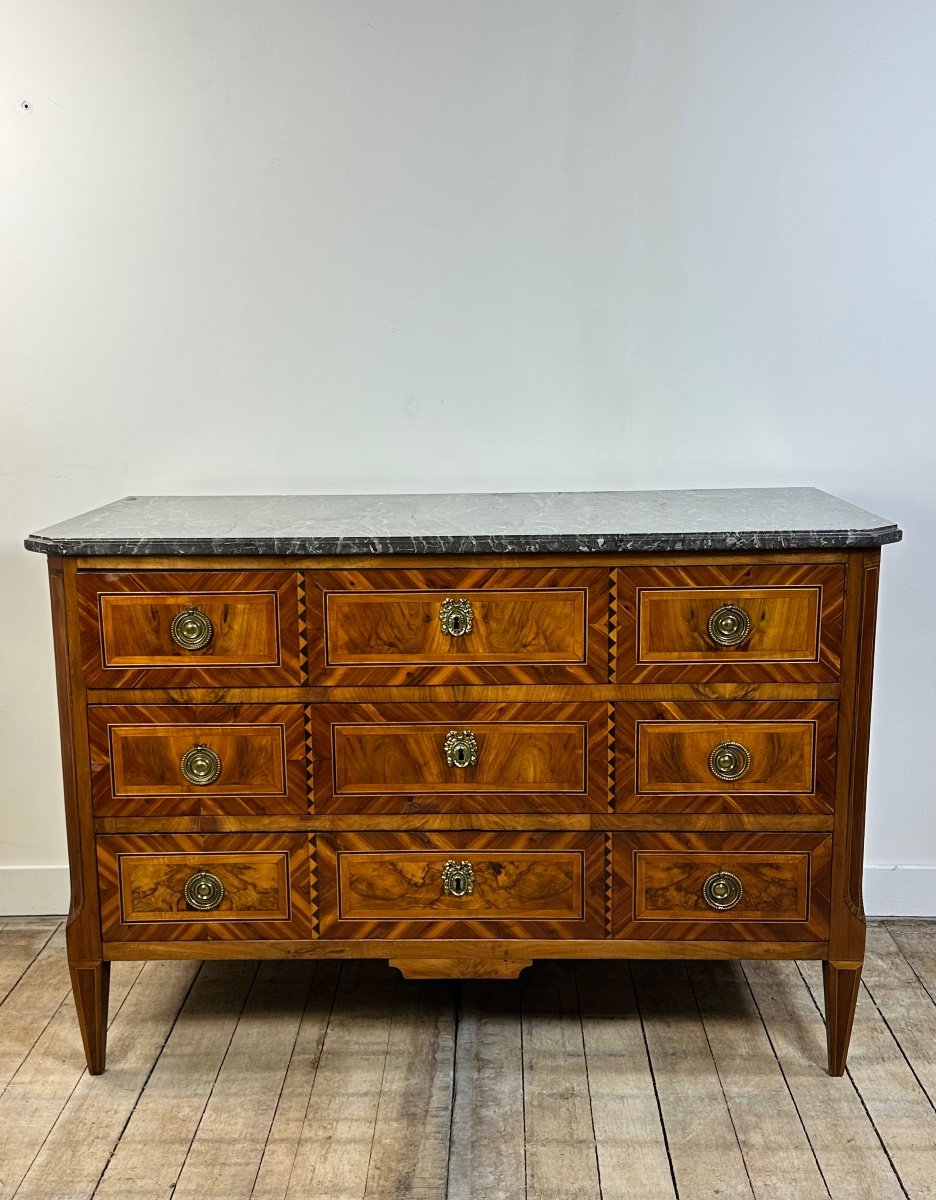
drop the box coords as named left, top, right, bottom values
left=709, top=741, right=752, bottom=782
left=170, top=606, right=214, bottom=651
left=439, top=596, right=474, bottom=638
left=444, top=730, right=478, bottom=769
left=442, top=860, right=475, bottom=897
left=180, top=744, right=222, bottom=786
left=184, top=871, right=225, bottom=911
left=707, top=604, right=752, bottom=648
left=702, top=871, right=743, bottom=911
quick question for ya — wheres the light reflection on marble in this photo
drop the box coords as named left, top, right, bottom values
left=24, top=488, right=902, bottom=556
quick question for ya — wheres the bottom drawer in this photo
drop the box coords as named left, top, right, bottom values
left=98, top=833, right=315, bottom=941
left=611, top=832, right=831, bottom=941
left=316, top=832, right=607, bottom=939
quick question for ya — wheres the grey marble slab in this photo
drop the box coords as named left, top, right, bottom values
left=24, top=488, right=901, bottom=556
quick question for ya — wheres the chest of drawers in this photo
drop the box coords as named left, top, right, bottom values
left=25, top=488, right=901, bottom=1076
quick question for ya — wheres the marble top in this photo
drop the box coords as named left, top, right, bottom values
left=24, top=488, right=901, bottom=557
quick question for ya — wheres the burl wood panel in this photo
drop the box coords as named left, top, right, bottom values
left=316, top=831, right=606, bottom=939
left=77, top=570, right=302, bottom=687
left=308, top=701, right=610, bottom=813
left=615, top=563, right=844, bottom=683
left=304, top=566, right=611, bottom=684
left=97, top=833, right=314, bottom=941
left=615, top=700, right=837, bottom=814
left=612, top=832, right=831, bottom=941
left=88, top=704, right=309, bottom=817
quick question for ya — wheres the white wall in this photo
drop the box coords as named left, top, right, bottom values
left=1, top=0, right=934, bottom=915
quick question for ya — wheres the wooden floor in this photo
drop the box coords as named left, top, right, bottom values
left=1, top=922, right=936, bottom=1199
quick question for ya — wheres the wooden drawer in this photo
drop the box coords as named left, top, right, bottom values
left=97, top=833, right=314, bottom=941
left=615, top=563, right=844, bottom=682
left=77, top=570, right=302, bottom=687
left=308, top=702, right=610, bottom=813
left=305, top=566, right=610, bottom=684
left=611, top=833, right=831, bottom=941
left=88, top=704, right=309, bottom=816
left=615, top=701, right=837, bottom=815
left=316, top=832, right=606, bottom=939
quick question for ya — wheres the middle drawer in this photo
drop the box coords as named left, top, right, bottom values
left=308, top=702, right=610, bottom=814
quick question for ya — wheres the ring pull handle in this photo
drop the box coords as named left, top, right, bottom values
left=439, top=597, right=474, bottom=638
left=170, top=606, right=214, bottom=651
left=444, top=730, right=478, bottom=769
left=442, top=860, right=475, bottom=897
left=709, top=741, right=752, bottom=782
left=184, top=871, right=225, bottom=911
left=702, top=871, right=743, bottom=911
left=180, top=744, right=222, bottom=786
left=707, top=604, right=751, bottom=648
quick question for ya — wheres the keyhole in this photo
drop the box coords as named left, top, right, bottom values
left=450, top=614, right=463, bottom=634
left=449, top=875, right=467, bottom=896
left=454, top=745, right=468, bottom=766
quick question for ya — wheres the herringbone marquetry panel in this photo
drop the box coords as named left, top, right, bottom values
left=316, top=831, right=606, bottom=939
left=615, top=563, right=844, bottom=682
left=305, top=566, right=610, bottom=684
left=615, top=700, right=837, bottom=815
left=308, top=701, right=611, bottom=813
left=77, top=569, right=302, bottom=687
left=97, top=833, right=315, bottom=941
left=611, top=831, right=831, bottom=941
left=88, top=704, right=310, bottom=816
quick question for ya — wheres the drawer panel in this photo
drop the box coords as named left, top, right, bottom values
left=612, top=833, right=830, bottom=940
left=305, top=566, right=610, bottom=684
left=77, top=570, right=302, bottom=687
left=309, top=702, right=610, bottom=813
left=316, top=832, right=606, bottom=938
left=88, top=705, right=309, bottom=816
left=615, top=563, right=844, bottom=682
left=98, top=833, right=314, bottom=941
left=616, top=701, right=837, bottom=814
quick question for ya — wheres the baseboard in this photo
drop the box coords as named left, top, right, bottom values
left=864, top=865, right=936, bottom=918
left=0, top=863, right=933, bottom=919
left=0, top=866, right=69, bottom=916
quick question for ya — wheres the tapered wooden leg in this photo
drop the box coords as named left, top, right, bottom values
left=70, top=961, right=110, bottom=1075
left=823, top=960, right=861, bottom=1076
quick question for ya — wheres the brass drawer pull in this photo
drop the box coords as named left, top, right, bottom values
left=180, top=744, right=222, bottom=786
left=709, top=741, right=752, bottom=782
left=444, top=730, right=478, bottom=769
left=442, top=860, right=475, bottom=897
left=439, top=596, right=474, bottom=638
left=707, top=604, right=751, bottom=647
left=702, top=871, right=743, bottom=911
left=170, top=606, right=213, bottom=651
left=184, top=871, right=225, bottom=911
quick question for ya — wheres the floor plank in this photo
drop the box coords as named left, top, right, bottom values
left=0, top=923, right=60, bottom=1007
left=0, top=927, right=73, bottom=1093
left=865, top=923, right=936, bottom=1109
left=170, top=960, right=314, bottom=1200
left=93, top=960, right=258, bottom=1199
left=282, top=961, right=399, bottom=1200
left=633, top=960, right=754, bottom=1200
left=521, top=962, right=602, bottom=1200
left=743, top=959, right=906, bottom=1200
left=0, top=960, right=144, bottom=1200
left=576, top=961, right=676, bottom=1200
left=446, top=980, right=526, bottom=1200
left=886, top=921, right=936, bottom=1004
left=13, top=960, right=199, bottom=1200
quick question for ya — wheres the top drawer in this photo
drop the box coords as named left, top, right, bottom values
left=77, top=571, right=303, bottom=687
left=615, top=563, right=845, bottom=682
left=305, top=567, right=611, bottom=684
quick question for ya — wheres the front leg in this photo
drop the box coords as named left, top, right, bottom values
left=823, top=960, right=862, bottom=1076
left=70, top=960, right=111, bottom=1075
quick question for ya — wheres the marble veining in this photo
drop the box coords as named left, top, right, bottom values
left=24, top=488, right=902, bottom=556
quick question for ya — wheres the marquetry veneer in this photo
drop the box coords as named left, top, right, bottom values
left=27, top=489, right=899, bottom=1077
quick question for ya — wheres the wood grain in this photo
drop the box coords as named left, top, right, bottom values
left=305, top=565, right=611, bottom=684
left=309, top=700, right=610, bottom=813
left=616, top=562, right=844, bottom=683
left=77, top=568, right=302, bottom=687
left=316, top=832, right=606, bottom=941
left=617, top=698, right=837, bottom=814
